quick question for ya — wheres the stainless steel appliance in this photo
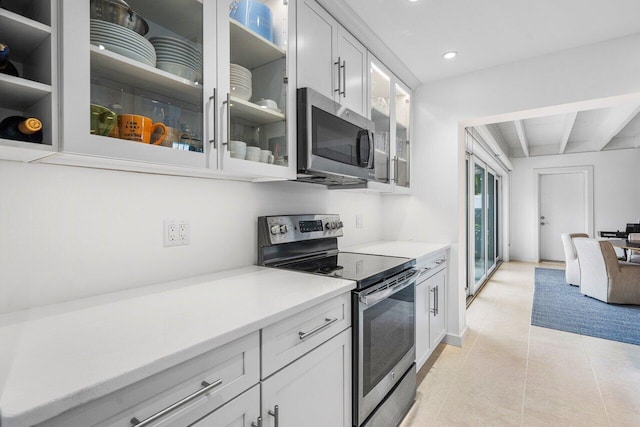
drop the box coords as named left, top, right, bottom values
left=296, top=88, right=376, bottom=188
left=257, top=214, right=418, bottom=427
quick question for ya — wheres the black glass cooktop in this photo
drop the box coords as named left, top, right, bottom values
left=278, top=252, right=414, bottom=289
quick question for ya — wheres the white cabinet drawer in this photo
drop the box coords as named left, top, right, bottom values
left=191, top=384, right=259, bottom=427
left=416, top=250, right=447, bottom=283
left=42, top=332, right=259, bottom=427
left=262, top=293, right=351, bottom=378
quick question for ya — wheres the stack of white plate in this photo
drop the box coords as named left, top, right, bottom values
left=149, top=36, right=202, bottom=83
left=230, top=63, right=252, bottom=101
left=90, top=19, right=156, bottom=67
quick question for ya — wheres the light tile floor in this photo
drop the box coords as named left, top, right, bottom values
left=400, top=261, right=640, bottom=427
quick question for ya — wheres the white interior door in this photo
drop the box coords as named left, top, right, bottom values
left=539, top=173, right=585, bottom=261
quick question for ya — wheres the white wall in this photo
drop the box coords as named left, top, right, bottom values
left=510, top=148, right=640, bottom=261
left=0, top=160, right=383, bottom=314
left=382, top=33, right=640, bottom=341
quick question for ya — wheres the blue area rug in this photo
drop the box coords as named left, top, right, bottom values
left=532, top=267, right=640, bottom=346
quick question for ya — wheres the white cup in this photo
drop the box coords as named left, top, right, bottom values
left=229, top=140, right=246, bottom=159
left=246, top=146, right=261, bottom=162
left=260, top=149, right=275, bottom=164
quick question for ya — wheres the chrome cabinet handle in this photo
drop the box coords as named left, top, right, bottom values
left=268, top=405, right=279, bottom=427
left=299, top=317, right=338, bottom=340
left=208, top=88, right=217, bottom=149
left=393, top=156, right=398, bottom=183
left=436, top=258, right=445, bottom=265
left=251, top=417, right=263, bottom=427
left=130, top=379, right=222, bottom=426
left=435, top=285, right=439, bottom=315
left=430, top=287, right=437, bottom=315
left=334, top=56, right=341, bottom=94
left=341, top=60, right=346, bottom=97
left=222, top=92, right=231, bottom=151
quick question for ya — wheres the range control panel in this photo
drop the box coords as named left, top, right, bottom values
left=261, top=214, right=343, bottom=245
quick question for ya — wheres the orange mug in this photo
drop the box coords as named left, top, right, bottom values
left=117, top=114, right=167, bottom=145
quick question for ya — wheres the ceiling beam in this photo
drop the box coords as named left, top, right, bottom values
left=558, top=112, right=578, bottom=154
left=474, top=125, right=514, bottom=171
left=514, top=120, right=529, bottom=157
left=595, top=104, right=640, bottom=151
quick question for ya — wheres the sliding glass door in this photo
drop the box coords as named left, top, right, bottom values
left=469, top=158, right=501, bottom=296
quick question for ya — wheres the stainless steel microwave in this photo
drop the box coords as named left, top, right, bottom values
left=296, top=88, right=375, bottom=187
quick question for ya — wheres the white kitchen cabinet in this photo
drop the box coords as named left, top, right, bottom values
left=415, top=251, right=447, bottom=370
left=216, top=0, right=297, bottom=181
left=367, top=55, right=412, bottom=194
left=261, top=328, right=352, bottom=427
left=297, top=0, right=367, bottom=117
left=191, top=385, right=260, bottom=427
left=42, top=332, right=260, bottom=427
left=58, top=0, right=297, bottom=181
left=0, top=0, right=58, bottom=162
left=61, top=0, right=214, bottom=170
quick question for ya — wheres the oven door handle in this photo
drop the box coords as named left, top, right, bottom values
left=358, top=269, right=419, bottom=306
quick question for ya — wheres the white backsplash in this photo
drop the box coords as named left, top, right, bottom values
left=0, top=160, right=383, bottom=314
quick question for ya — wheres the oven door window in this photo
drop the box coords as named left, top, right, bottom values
left=312, top=106, right=370, bottom=167
left=362, top=284, right=415, bottom=396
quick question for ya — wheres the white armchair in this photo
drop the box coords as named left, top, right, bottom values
left=573, top=238, right=640, bottom=305
left=560, top=233, right=589, bottom=286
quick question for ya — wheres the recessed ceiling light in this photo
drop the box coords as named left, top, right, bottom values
left=442, top=51, right=457, bottom=60
left=408, top=0, right=419, bottom=2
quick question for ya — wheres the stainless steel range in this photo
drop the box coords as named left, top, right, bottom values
left=258, top=214, right=418, bottom=427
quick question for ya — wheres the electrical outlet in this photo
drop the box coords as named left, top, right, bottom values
left=356, top=214, right=364, bottom=229
left=164, top=220, right=190, bottom=247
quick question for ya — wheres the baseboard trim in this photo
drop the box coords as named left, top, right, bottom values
left=443, top=327, right=467, bottom=348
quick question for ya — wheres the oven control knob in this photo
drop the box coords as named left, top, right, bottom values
left=326, top=222, right=334, bottom=230
left=270, top=225, right=280, bottom=235
left=280, top=225, right=289, bottom=234
left=338, top=221, right=343, bottom=229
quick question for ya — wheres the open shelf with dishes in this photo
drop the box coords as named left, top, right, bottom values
left=0, top=0, right=56, bottom=159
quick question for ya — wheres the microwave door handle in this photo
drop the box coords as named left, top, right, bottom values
left=367, top=130, right=375, bottom=169
left=356, top=129, right=371, bottom=167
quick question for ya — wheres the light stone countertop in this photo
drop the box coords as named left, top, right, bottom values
left=344, top=240, right=450, bottom=262
left=0, top=266, right=355, bottom=427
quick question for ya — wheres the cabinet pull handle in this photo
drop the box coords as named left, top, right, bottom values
left=208, top=88, right=217, bottom=149
left=298, top=317, right=338, bottom=340
left=430, top=287, right=437, bottom=315
left=251, top=417, right=263, bottom=427
left=436, top=258, right=445, bottom=265
left=268, top=405, right=279, bottom=427
left=334, top=56, right=341, bottom=94
left=393, top=156, right=399, bottom=183
left=341, top=60, right=346, bottom=97
left=130, top=379, right=222, bottom=426
left=435, top=285, right=439, bottom=315
left=222, top=92, right=231, bottom=151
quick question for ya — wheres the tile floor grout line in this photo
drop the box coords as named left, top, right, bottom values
left=582, top=334, right=613, bottom=427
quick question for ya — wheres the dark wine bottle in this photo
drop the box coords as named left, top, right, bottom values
left=0, top=116, right=43, bottom=143
left=0, top=43, right=19, bottom=77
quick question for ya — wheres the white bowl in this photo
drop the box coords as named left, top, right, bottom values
left=231, top=85, right=252, bottom=101
left=256, top=99, right=278, bottom=109
left=156, top=61, right=198, bottom=82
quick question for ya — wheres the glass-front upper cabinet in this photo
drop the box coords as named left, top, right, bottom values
left=394, top=82, right=411, bottom=190
left=217, top=0, right=295, bottom=180
left=62, top=0, right=215, bottom=170
left=367, top=55, right=412, bottom=193
left=0, top=0, right=58, bottom=162
left=369, top=60, right=391, bottom=185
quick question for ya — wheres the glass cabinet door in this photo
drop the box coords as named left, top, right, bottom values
left=62, top=0, right=213, bottom=169
left=219, top=0, right=293, bottom=178
left=394, top=83, right=410, bottom=189
left=370, top=61, right=391, bottom=184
